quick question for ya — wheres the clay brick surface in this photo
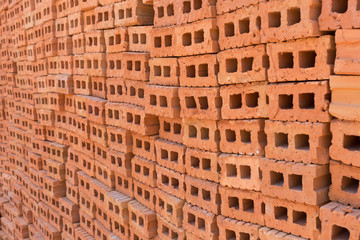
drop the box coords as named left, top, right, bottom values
left=156, top=164, right=185, bottom=200
left=145, top=85, right=180, bottom=118
left=158, top=117, right=184, bottom=144
left=218, top=215, right=261, bottom=240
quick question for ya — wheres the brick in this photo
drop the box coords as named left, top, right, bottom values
left=329, top=160, right=360, bottom=208
left=319, top=201, right=360, bottom=240
left=83, top=9, right=97, bottom=32
left=335, top=29, right=360, bottom=74
left=74, top=226, right=95, bottom=240
left=114, top=0, right=154, bottom=27
left=145, top=85, right=180, bottom=118
left=153, top=0, right=177, bottom=27
left=58, top=55, right=74, bottom=75
left=68, top=11, right=84, bottom=35
left=84, top=53, right=106, bottom=77
left=104, top=190, right=131, bottom=227
left=155, top=138, right=186, bottom=173
left=150, top=26, right=176, bottom=58
left=84, top=96, right=106, bottom=124
left=59, top=197, right=80, bottom=223
left=217, top=44, right=268, bottom=85
left=94, top=160, right=115, bottom=189
left=104, top=27, right=129, bottom=53
left=132, top=155, right=156, bottom=187
left=79, top=209, right=95, bottom=235
left=218, top=215, right=261, bottom=240
left=183, top=118, right=219, bottom=152
left=133, top=179, right=155, bottom=211
left=73, top=55, right=86, bottom=75
left=219, top=119, right=266, bottom=156
left=267, top=81, right=331, bottom=122
left=128, top=26, right=152, bottom=52
left=132, top=133, right=158, bottom=162
left=55, top=17, right=69, bottom=38
left=220, top=82, right=268, bottom=120
left=182, top=203, right=218, bottom=240
left=80, top=0, right=99, bottom=11
left=128, top=200, right=157, bottom=238
left=94, top=220, right=121, bottom=240
left=265, top=120, right=331, bottom=164
left=74, top=75, right=91, bottom=96
left=217, top=5, right=261, bottom=49
left=91, top=76, right=106, bottom=99
left=157, top=214, right=185, bottom=240
left=263, top=196, right=320, bottom=239
left=123, top=52, right=150, bottom=81
left=95, top=203, right=112, bottom=230
left=259, top=227, right=307, bottom=240
left=178, top=54, right=218, bottom=87
left=159, top=117, right=184, bottom=144
left=216, top=0, right=263, bottom=14
left=107, top=149, right=132, bottom=177
left=218, top=154, right=261, bottom=191
left=267, top=36, right=335, bottom=82
left=220, top=186, right=264, bottom=225
left=106, top=53, right=125, bottom=77
left=114, top=171, right=134, bottom=198
left=149, top=58, right=178, bottom=86
left=330, top=76, right=360, bottom=121
left=94, top=4, right=115, bottom=30
left=156, top=164, right=185, bottom=199
left=85, top=30, right=106, bottom=53
left=106, top=126, right=132, bottom=153
left=45, top=159, right=66, bottom=181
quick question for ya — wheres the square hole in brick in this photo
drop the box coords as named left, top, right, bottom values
left=183, top=1, right=191, bottom=13
left=198, top=97, right=208, bottom=110
left=295, top=134, right=309, bottom=150
left=202, top=189, right=210, bottom=201
left=225, top=230, right=236, bottom=240
left=198, top=218, right=205, bottom=231
left=299, top=93, right=315, bottom=109
left=202, top=158, right=211, bottom=170
left=289, top=174, right=303, bottom=191
left=191, top=186, right=198, bottom=196
left=182, top=33, right=192, bottom=46
left=167, top=4, right=174, bottom=16
left=171, top=177, right=179, bottom=189
left=194, top=0, right=202, bottom=10
left=154, top=37, right=161, bottom=48
left=299, top=51, right=316, bottom=68
left=228, top=196, right=239, bottom=209
left=239, top=18, right=250, bottom=34
left=226, top=58, right=238, bottom=73
left=279, top=94, right=293, bottom=109
left=191, top=156, right=200, bottom=168
left=241, top=57, right=253, bottom=72
left=194, top=30, right=204, bottom=43
left=332, top=0, right=348, bottom=13
left=225, top=22, right=235, bottom=37
left=270, top=171, right=284, bottom=186
left=159, top=96, right=167, bottom=107
left=186, top=65, right=196, bottom=78
left=189, top=125, right=197, bottom=138
left=126, top=8, right=132, bottom=18
left=188, top=213, right=195, bottom=225
left=198, top=64, right=208, bottom=77
left=240, top=165, right=251, bottom=179
left=150, top=95, right=157, bottom=105
left=293, top=210, right=307, bottom=226
left=245, top=92, right=259, bottom=108
left=332, top=225, right=350, bottom=239
left=185, top=96, right=197, bottom=108
left=201, top=127, right=209, bottom=140
left=341, top=176, right=359, bottom=193
left=287, top=8, right=301, bottom=26
left=243, top=198, right=254, bottom=212
left=226, top=129, right=236, bottom=142
left=163, top=66, right=170, bottom=77
left=275, top=132, right=288, bottom=148
left=278, top=52, right=294, bottom=69
left=174, top=123, right=181, bottom=134
left=226, top=164, right=237, bottom=177
left=274, top=206, right=288, bottom=221
left=343, top=135, right=360, bottom=151
left=240, top=130, right=251, bottom=144
left=268, top=12, right=281, bottom=28
left=170, top=151, right=178, bottom=163
left=230, top=94, right=242, bottom=109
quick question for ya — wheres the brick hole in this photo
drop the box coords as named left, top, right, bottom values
left=117, top=85, right=123, bottom=94
left=166, top=204, right=173, bottom=214
left=161, top=175, right=169, bottom=185
left=226, top=58, right=238, bottom=73
left=299, top=51, right=316, bottom=68
left=164, top=121, right=171, bottom=132
left=268, top=12, right=281, bottom=28
left=229, top=94, right=242, bottom=109
left=150, top=95, right=157, bottom=106
left=126, top=112, right=133, bottom=123
left=133, top=34, right=139, bottom=44
left=241, top=57, right=253, bottom=72
left=295, top=134, right=309, bottom=150
left=240, top=130, right=251, bottom=144
left=202, top=158, right=211, bottom=170
left=327, top=49, right=336, bottom=64
left=159, top=198, right=165, bottom=208
left=126, top=8, right=132, bottom=18
left=341, top=176, right=359, bottom=193
left=167, top=4, right=174, bottom=16
left=194, top=30, right=204, bottom=43
left=239, top=18, right=250, bottom=34
left=154, top=37, right=161, bottom=48
left=225, top=22, right=235, bottom=37
left=270, top=171, right=284, bottom=186
left=240, top=165, right=251, bottom=179
left=274, top=206, right=288, bottom=221
left=185, top=96, right=197, bottom=108
left=191, top=156, right=200, bottom=168
left=127, top=61, right=132, bottom=70
left=160, top=96, right=167, bottom=107
left=332, top=0, right=348, bottom=13
left=116, top=60, right=121, bottom=69
left=243, top=199, right=254, bottom=212
left=226, top=129, right=236, bottom=142
left=182, top=33, right=192, bottom=46
left=135, top=61, right=141, bottom=71
left=189, top=125, right=197, bottom=138
left=140, top=34, right=146, bottom=44
left=293, top=210, right=307, bottom=226
left=245, top=92, right=259, bottom=108
left=161, top=149, right=168, bottom=160
left=225, top=230, right=235, bottom=240
left=331, top=225, right=350, bottom=240
left=275, top=132, right=288, bottom=149
left=287, top=8, right=301, bottom=26
left=183, top=1, right=191, bottom=13
left=197, top=217, right=205, bottom=231
left=165, top=35, right=172, bottom=47
left=278, top=52, right=294, bottom=69
left=163, top=66, right=170, bottom=77
left=186, top=65, right=196, bottom=78
left=139, top=217, right=144, bottom=227
left=289, top=174, right=303, bottom=191
left=134, top=164, right=140, bottom=173
left=357, top=0, right=360, bottom=10
left=138, top=88, right=144, bottom=98
left=198, top=64, right=208, bottom=77
left=198, top=97, right=208, bottom=110
left=135, top=115, right=140, bottom=124
left=299, top=93, right=315, bottom=109
left=174, top=123, right=182, bottom=134
left=171, top=177, right=179, bottom=189
left=137, top=187, right=142, bottom=196
left=279, top=94, right=293, bottom=109
left=154, top=65, right=161, bottom=76
left=157, top=6, right=164, bottom=18
left=170, top=151, right=178, bottom=163
left=228, top=196, right=239, bottom=209
left=143, top=167, right=149, bottom=176
left=194, top=0, right=202, bottom=10
left=200, top=127, right=209, bottom=140
left=343, top=135, right=360, bottom=151
left=226, top=164, right=237, bottom=177
left=202, top=189, right=210, bottom=201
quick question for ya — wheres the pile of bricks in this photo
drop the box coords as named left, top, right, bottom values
left=0, top=0, right=359, bottom=239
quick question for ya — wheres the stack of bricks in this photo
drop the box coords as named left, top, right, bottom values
left=0, top=0, right=359, bottom=239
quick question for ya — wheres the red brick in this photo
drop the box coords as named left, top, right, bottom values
left=106, top=126, right=132, bottom=153
left=145, top=85, right=180, bottom=118
left=106, top=53, right=125, bottom=77
left=259, top=227, right=307, bottom=240
left=218, top=215, right=261, bottom=240
left=74, top=75, right=91, bottom=96
left=84, top=96, right=106, bottom=124
left=114, top=0, right=154, bottom=27
left=107, top=148, right=132, bottom=178
left=104, top=190, right=131, bottom=223
left=131, top=155, right=156, bottom=187
left=128, top=200, right=157, bottom=238
left=156, top=164, right=185, bottom=199
left=104, top=27, right=129, bottom=53
left=267, top=36, right=335, bottom=82
left=265, top=120, right=331, bottom=164
left=133, top=179, right=155, bottom=211
left=94, top=220, right=121, bottom=240
left=182, top=203, right=218, bottom=240
left=45, top=159, right=66, bottom=181
left=153, top=0, right=177, bottom=27
left=220, top=82, right=267, bottom=120
left=80, top=0, right=98, bottom=11
left=68, top=11, right=84, bottom=35
left=175, top=0, right=216, bottom=25
left=84, top=53, right=106, bottom=77
left=157, top=214, right=185, bottom=240
left=128, top=26, right=152, bottom=52
left=59, top=197, right=80, bottom=223
left=220, top=186, right=265, bottom=225
left=74, top=226, right=95, bottom=240
left=267, top=81, right=331, bottom=122
left=149, top=57, right=179, bottom=86
left=132, top=133, right=158, bottom=162
left=123, top=52, right=150, bottom=81
left=330, top=76, right=360, bottom=121
left=158, top=117, right=183, bottom=144
left=335, top=29, right=360, bottom=74
left=150, top=26, right=176, bottom=58
left=85, top=30, right=106, bottom=53
left=55, top=17, right=69, bottom=38
left=83, top=9, right=97, bottom=32
left=94, top=4, right=115, bottom=30
left=114, top=171, right=134, bottom=198
left=218, top=44, right=268, bottom=85
left=155, top=138, right=186, bottom=173
left=73, top=55, right=86, bottom=75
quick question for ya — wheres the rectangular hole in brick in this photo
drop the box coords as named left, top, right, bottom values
left=293, top=210, right=307, bottom=226
left=165, top=35, right=172, bottom=47
left=171, top=177, right=179, bottom=189
left=225, top=22, right=235, bottom=37
left=126, top=8, right=132, bottom=18
left=164, top=121, right=171, bottom=132
left=341, top=176, right=359, bottom=193
left=135, top=61, right=141, bottom=71
left=332, top=225, right=350, bottom=240
left=279, top=94, right=293, bottom=109
left=161, top=149, right=168, bottom=160
left=226, top=129, right=236, bottom=142
left=343, top=135, right=360, bottom=151
left=245, top=92, right=259, bottom=108
left=143, top=167, right=149, bottom=176
left=144, top=141, right=150, bottom=151
left=126, top=113, right=133, bottom=123
left=186, top=65, right=196, bottom=78
left=167, top=204, right=173, bottom=214
left=275, top=132, right=288, bottom=148
left=226, top=164, right=237, bottom=177
left=150, top=95, right=157, bottom=106
left=191, top=156, right=200, bottom=168
left=270, top=171, right=284, bottom=186
left=299, top=93, right=315, bottom=109
left=287, top=8, right=301, bottom=26
left=240, top=165, right=251, bottom=179
left=299, top=51, right=316, bottom=68
left=239, top=18, right=250, bottom=34
left=191, top=186, right=198, bottom=196
left=240, top=130, right=251, bottom=144
left=135, top=115, right=140, bottom=124
left=170, top=151, right=178, bottom=163
left=188, top=213, right=195, bottom=225
left=202, top=189, right=210, bottom=201
left=274, top=206, right=288, bottom=221
left=198, top=218, right=205, bottom=231
left=133, top=34, right=138, bottom=44
left=174, top=123, right=181, bottom=134
left=154, top=66, right=161, bottom=76
left=243, top=199, right=254, bottom=212
left=198, top=97, right=208, bottom=110
left=332, top=0, right=348, bottom=13
left=228, top=196, right=239, bottom=209
left=198, top=64, right=208, bottom=77
left=241, top=57, right=253, bottom=72
left=230, top=94, right=242, bottom=109
left=183, top=1, right=191, bottom=13
left=202, top=158, right=211, bottom=170
left=295, top=134, right=309, bottom=150
left=109, top=36, right=114, bottom=45
left=154, top=37, right=161, bottom=48
left=157, top=6, right=164, bottom=18
left=194, top=0, right=202, bottom=10
left=127, top=61, right=132, bottom=70
left=167, top=4, right=174, bottom=16
left=289, top=174, right=303, bottom=191
left=226, top=59, right=238, bottom=73
left=116, top=60, right=121, bottom=69
left=130, top=86, right=136, bottom=96
left=160, top=96, right=168, bottom=107
left=162, top=225, right=169, bottom=236
left=182, top=33, right=192, bottom=46
left=201, top=127, right=209, bottom=140
left=268, top=12, right=281, bottom=28
left=134, top=164, right=140, bottom=173
left=278, top=52, right=294, bottom=69
left=163, top=66, right=170, bottom=77
left=189, top=125, right=197, bottom=138
left=162, top=175, right=169, bottom=185
left=225, top=230, right=236, bottom=240
left=136, top=139, right=142, bottom=148
left=194, top=30, right=204, bottom=43
left=185, top=96, right=197, bottom=108
left=140, top=34, right=146, bottom=44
